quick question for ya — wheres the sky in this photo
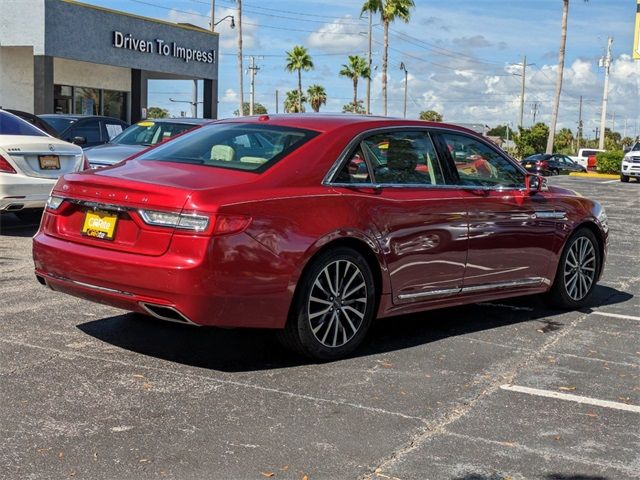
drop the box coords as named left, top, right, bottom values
left=84, top=0, right=640, bottom=138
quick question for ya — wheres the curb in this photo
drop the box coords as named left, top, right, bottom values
left=568, top=172, right=619, bottom=179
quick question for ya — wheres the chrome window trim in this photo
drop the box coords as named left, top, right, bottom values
left=322, top=124, right=529, bottom=191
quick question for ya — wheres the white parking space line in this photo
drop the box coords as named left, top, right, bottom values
left=601, top=179, right=619, bottom=184
left=500, top=384, right=640, bottom=413
left=591, top=311, right=640, bottom=322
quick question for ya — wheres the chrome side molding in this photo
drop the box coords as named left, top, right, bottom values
left=397, top=277, right=545, bottom=301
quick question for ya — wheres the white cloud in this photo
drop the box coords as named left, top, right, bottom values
left=166, top=7, right=259, bottom=51
left=308, top=16, right=367, bottom=54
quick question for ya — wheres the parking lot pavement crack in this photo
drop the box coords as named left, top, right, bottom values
left=359, top=310, right=593, bottom=480
left=0, top=337, right=426, bottom=423
left=440, top=430, right=640, bottom=477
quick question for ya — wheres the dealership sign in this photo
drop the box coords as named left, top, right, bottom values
left=113, top=31, right=216, bottom=64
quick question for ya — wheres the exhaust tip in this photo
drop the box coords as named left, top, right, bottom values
left=6, top=204, right=24, bottom=212
left=139, top=303, right=196, bottom=325
left=35, top=274, right=47, bottom=286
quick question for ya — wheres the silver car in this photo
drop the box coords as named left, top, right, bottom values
left=86, top=118, right=211, bottom=168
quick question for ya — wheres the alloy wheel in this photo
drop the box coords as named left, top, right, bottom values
left=563, top=236, right=596, bottom=301
left=307, top=259, right=368, bottom=348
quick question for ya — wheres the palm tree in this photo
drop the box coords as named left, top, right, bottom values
left=307, top=85, right=327, bottom=112
left=361, top=0, right=414, bottom=116
left=285, top=46, right=314, bottom=113
left=339, top=55, right=371, bottom=112
left=284, top=90, right=307, bottom=113
left=546, top=0, right=588, bottom=153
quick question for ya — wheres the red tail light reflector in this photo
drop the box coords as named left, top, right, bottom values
left=214, top=215, right=252, bottom=235
left=0, top=154, right=16, bottom=173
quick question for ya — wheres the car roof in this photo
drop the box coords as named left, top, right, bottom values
left=38, top=114, right=127, bottom=122
left=214, top=113, right=483, bottom=136
left=135, top=118, right=212, bottom=125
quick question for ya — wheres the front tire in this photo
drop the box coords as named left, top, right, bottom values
left=546, top=228, right=601, bottom=309
left=620, top=173, right=630, bottom=183
left=277, top=247, right=376, bottom=360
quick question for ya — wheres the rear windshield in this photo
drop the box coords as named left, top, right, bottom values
left=137, top=123, right=318, bottom=172
left=0, top=111, right=47, bottom=136
left=523, top=154, right=547, bottom=161
left=112, top=121, right=197, bottom=146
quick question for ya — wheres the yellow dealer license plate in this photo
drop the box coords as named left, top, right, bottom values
left=82, top=210, right=117, bottom=240
left=39, top=155, right=60, bottom=170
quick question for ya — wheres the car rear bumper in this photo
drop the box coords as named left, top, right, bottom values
left=32, top=229, right=293, bottom=328
left=1, top=176, right=55, bottom=211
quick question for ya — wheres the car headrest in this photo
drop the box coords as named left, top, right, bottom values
left=210, top=145, right=235, bottom=162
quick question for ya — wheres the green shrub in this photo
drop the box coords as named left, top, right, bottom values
left=596, top=151, right=624, bottom=174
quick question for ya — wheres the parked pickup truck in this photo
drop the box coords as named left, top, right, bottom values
left=570, top=148, right=606, bottom=169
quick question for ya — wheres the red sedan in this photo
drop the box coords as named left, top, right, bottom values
left=33, top=115, right=608, bottom=360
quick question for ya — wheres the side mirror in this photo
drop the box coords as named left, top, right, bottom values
left=72, top=136, right=86, bottom=146
left=525, top=174, right=545, bottom=194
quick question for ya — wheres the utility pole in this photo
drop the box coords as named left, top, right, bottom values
left=611, top=111, right=615, bottom=132
left=598, top=36, right=613, bottom=150
left=400, top=62, right=408, bottom=119
left=366, top=10, right=372, bottom=115
left=210, top=0, right=215, bottom=31
left=275, top=90, right=279, bottom=114
left=518, top=56, right=527, bottom=129
left=247, top=56, right=260, bottom=115
left=623, top=118, right=628, bottom=139
left=237, top=0, right=244, bottom=117
left=531, top=101, right=540, bottom=124
left=577, top=95, right=583, bottom=151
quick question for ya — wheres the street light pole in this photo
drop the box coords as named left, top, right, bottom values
left=210, top=0, right=215, bottom=31
left=366, top=10, right=372, bottom=115
left=400, top=62, right=408, bottom=119
left=237, top=0, right=244, bottom=117
left=519, top=56, right=527, bottom=128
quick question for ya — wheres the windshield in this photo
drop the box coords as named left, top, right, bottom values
left=112, top=121, right=198, bottom=146
left=41, top=116, right=76, bottom=134
left=137, top=123, right=318, bottom=172
left=0, top=111, right=48, bottom=136
left=628, top=142, right=640, bottom=152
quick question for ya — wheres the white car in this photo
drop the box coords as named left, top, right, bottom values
left=570, top=148, right=606, bottom=169
left=621, top=141, right=640, bottom=183
left=0, top=109, right=86, bottom=222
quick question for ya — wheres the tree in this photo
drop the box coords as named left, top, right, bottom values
left=285, top=45, right=314, bottom=113
left=284, top=90, right=307, bottom=113
left=419, top=110, right=443, bottom=122
left=546, top=0, right=588, bottom=153
left=553, top=127, right=574, bottom=153
left=515, top=123, right=549, bottom=158
left=487, top=125, right=509, bottom=138
left=342, top=100, right=366, bottom=114
left=307, top=85, right=327, bottom=112
left=233, top=102, right=268, bottom=116
left=147, top=107, right=169, bottom=119
left=339, top=55, right=371, bottom=112
left=361, top=0, right=415, bottom=116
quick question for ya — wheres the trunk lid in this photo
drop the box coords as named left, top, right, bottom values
left=43, top=159, right=257, bottom=256
left=1, top=135, right=83, bottom=179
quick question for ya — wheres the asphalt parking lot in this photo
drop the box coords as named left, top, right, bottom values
left=1, top=175, right=638, bottom=480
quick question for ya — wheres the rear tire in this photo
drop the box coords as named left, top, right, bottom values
left=546, top=228, right=600, bottom=309
left=277, top=247, right=376, bottom=361
left=620, top=173, right=630, bottom=183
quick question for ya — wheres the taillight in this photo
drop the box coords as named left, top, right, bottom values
left=536, top=160, right=548, bottom=169
left=214, top=215, right=252, bottom=235
left=0, top=154, right=17, bottom=173
left=138, top=209, right=210, bottom=232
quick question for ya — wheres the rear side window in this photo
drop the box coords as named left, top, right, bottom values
left=441, top=133, right=524, bottom=188
left=70, top=120, right=102, bottom=144
left=0, top=111, right=47, bottom=136
left=138, top=123, right=318, bottom=172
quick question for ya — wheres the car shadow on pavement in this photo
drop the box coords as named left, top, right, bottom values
left=455, top=474, right=608, bottom=480
left=0, top=213, right=40, bottom=237
left=76, top=284, right=632, bottom=373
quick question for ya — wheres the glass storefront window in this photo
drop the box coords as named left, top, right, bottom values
left=53, top=85, right=127, bottom=121
left=103, top=90, right=126, bottom=121
left=74, top=87, right=100, bottom=116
